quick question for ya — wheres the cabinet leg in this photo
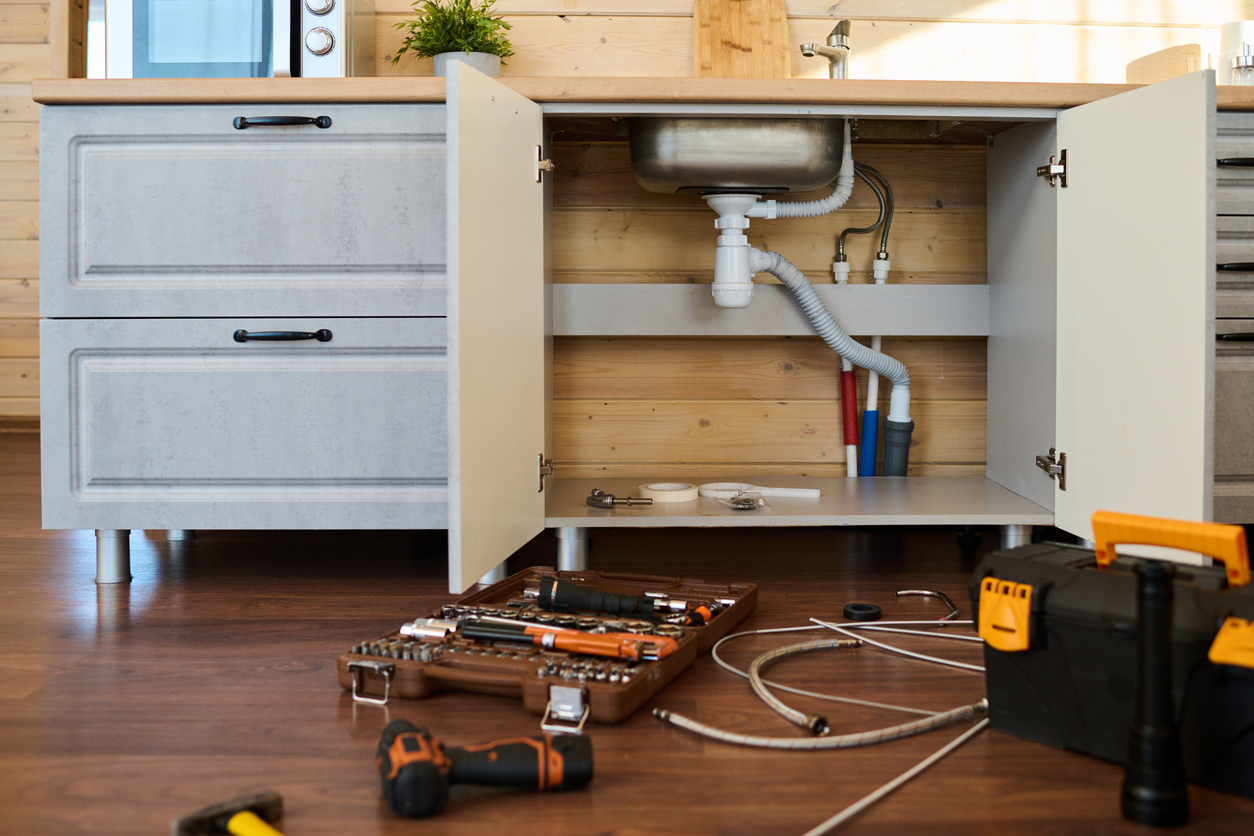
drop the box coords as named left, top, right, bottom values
left=477, top=561, right=508, bottom=585
left=1000, top=524, right=1033, bottom=550
left=556, top=527, right=589, bottom=572
left=1078, top=538, right=1095, bottom=549
left=166, top=530, right=196, bottom=541
left=95, top=529, right=132, bottom=584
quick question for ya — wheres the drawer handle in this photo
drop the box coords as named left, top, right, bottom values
left=233, top=329, right=332, bottom=342
left=1218, top=263, right=1254, bottom=272
left=1218, top=333, right=1254, bottom=342
left=1218, top=158, right=1254, bottom=167
left=232, top=115, right=332, bottom=130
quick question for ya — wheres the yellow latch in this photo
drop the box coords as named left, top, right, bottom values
left=1209, top=617, right=1254, bottom=670
left=978, top=577, right=1033, bottom=652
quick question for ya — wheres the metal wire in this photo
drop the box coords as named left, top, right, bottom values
left=801, top=719, right=991, bottom=835
left=813, top=619, right=986, bottom=673
left=653, top=700, right=988, bottom=750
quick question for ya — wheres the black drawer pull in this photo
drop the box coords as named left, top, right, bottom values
left=1218, top=333, right=1254, bottom=342
left=233, top=115, right=332, bottom=130
left=1218, top=158, right=1254, bottom=167
left=1218, top=263, right=1254, bottom=272
left=233, top=329, right=332, bottom=342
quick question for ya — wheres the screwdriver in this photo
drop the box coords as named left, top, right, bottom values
left=377, top=719, right=593, bottom=819
left=533, top=576, right=730, bottom=625
left=458, top=619, right=678, bottom=661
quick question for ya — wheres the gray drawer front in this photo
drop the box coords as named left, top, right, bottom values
left=1216, top=216, right=1254, bottom=316
left=1218, top=113, right=1254, bottom=215
left=1215, top=320, right=1254, bottom=523
left=40, top=317, right=448, bottom=529
left=40, top=104, right=447, bottom=318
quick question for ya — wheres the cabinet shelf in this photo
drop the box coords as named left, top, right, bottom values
left=544, top=476, right=1052, bottom=528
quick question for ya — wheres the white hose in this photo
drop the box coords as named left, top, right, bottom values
left=771, top=120, right=855, bottom=219
left=753, top=249, right=912, bottom=422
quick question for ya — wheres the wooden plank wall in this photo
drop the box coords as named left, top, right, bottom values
left=0, top=0, right=48, bottom=428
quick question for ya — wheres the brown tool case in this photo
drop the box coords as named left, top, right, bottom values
left=336, top=567, right=757, bottom=728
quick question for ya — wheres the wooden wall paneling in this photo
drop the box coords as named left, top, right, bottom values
left=0, top=43, right=52, bottom=82
left=554, top=337, right=987, bottom=401
left=0, top=121, right=37, bottom=158
left=374, top=0, right=1233, bottom=28
left=0, top=162, right=38, bottom=198
left=0, top=4, right=50, bottom=43
left=0, top=83, right=39, bottom=120
left=0, top=242, right=37, bottom=277
left=0, top=357, right=36, bottom=394
left=552, top=207, right=986, bottom=283
left=553, top=398, right=986, bottom=464
left=0, top=396, right=37, bottom=416
left=0, top=319, right=37, bottom=354
left=375, top=15, right=1220, bottom=83
left=0, top=279, right=36, bottom=316
left=0, top=199, right=36, bottom=238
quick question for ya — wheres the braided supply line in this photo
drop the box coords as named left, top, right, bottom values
left=653, top=699, right=988, bottom=750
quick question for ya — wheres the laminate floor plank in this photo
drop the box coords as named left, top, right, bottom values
left=0, top=433, right=1251, bottom=834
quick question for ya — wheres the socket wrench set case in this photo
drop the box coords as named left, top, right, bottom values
left=970, top=514, right=1254, bottom=800
left=337, top=567, right=757, bottom=728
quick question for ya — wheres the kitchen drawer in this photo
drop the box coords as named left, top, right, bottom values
left=1217, top=113, right=1254, bottom=215
left=40, top=317, right=449, bottom=530
left=1214, top=320, right=1254, bottom=523
left=39, top=104, right=447, bottom=318
left=1216, top=216, right=1254, bottom=317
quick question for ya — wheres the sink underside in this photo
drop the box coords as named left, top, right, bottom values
left=629, top=117, right=845, bottom=195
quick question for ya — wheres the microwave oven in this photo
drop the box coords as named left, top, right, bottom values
left=104, top=0, right=375, bottom=78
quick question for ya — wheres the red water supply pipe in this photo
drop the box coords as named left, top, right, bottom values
left=841, top=368, right=860, bottom=447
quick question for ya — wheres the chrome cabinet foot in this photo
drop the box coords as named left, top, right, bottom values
left=1000, top=524, right=1032, bottom=550
left=556, top=527, right=589, bottom=571
left=95, top=529, right=131, bottom=584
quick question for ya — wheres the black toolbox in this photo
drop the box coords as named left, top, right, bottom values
left=970, top=512, right=1254, bottom=799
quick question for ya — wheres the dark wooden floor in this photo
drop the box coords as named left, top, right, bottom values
left=2, top=433, right=1252, bottom=835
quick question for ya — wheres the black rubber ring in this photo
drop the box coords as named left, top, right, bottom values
left=843, top=603, right=881, bottom=622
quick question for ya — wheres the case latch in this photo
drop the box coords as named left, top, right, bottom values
left=348, top=659, right=395, bottom=705
left=978, top=578, right=1034, bottom=652
left=1209, top=617, right=1254, bottom=670
left=541, top=685, right=589, bottom=734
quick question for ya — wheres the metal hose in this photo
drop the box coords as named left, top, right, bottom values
left=747, top=638, right=862, bottom=735
left=653, top=699, right=989, bottom=750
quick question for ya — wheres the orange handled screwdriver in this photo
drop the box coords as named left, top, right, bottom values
left=459, top=620, right=678, bottom=661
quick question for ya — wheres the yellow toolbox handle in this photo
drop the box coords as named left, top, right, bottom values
left=1090, top=510, right=1250, bottom=588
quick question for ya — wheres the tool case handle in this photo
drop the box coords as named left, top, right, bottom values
left=1091, top=510, right=1250, bottom=587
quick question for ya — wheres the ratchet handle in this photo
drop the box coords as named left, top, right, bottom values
left=538, top=577, right=655, bottom=616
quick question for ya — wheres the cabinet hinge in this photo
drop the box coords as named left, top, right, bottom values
left=537, top=145, right=555, bottom=182
left=1035, top=447, right=1066, bottom=491
left=538, top=454, right=554, bottom=492
left=1036, top=150, right=1067, bottom=187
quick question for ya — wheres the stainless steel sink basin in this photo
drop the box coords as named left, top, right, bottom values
left=629, top=117, right=845, bottom=195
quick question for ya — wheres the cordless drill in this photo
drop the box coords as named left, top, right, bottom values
left=376, top=719, right=594, bottom=818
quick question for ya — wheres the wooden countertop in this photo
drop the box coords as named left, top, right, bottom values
left=29, top=76, right=1254, bottom=110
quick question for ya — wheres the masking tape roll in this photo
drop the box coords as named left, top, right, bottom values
left=637, top=482, right=699, bottom=502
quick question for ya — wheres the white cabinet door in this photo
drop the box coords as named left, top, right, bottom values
left=446, top=64, right=547, bottom=592
left=1054, top=71, right=1216, bottom=542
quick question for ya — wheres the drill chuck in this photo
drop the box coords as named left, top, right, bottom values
left=377, top=719, right=594, bottom=819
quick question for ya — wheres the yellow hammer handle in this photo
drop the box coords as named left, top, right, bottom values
left=1091, top=510, right=1250, bottom=587
left=227, top=810, right=286, bottom=836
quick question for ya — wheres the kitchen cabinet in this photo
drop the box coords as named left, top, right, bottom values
left=36, top=69, right=1234, bottom=590
left=40, top=64, right=549, bottom=591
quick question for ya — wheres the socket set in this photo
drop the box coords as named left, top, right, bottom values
left=336, top=567, right=757, bottom=726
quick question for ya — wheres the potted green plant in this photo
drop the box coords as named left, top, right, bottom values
left=391, top=0, right=515, bottom=78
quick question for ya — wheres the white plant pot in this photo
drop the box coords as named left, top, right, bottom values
left=433, top=52, right=502, bottom=77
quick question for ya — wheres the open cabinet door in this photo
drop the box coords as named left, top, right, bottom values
left=1055, top=71, right=1216, bottom=544
left=446, top=63, right=547, bottom=592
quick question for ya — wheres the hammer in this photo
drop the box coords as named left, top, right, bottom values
left=171, top=790, right=286, bottom=836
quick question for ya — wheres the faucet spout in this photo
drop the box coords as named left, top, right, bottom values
left=800, top=19, right=851, bottom=79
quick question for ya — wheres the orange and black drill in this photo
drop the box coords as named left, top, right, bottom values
left=376, top=719, right=594, bottom=818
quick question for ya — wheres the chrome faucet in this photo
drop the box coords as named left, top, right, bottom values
left=800, top=20, right=851, bottom=79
